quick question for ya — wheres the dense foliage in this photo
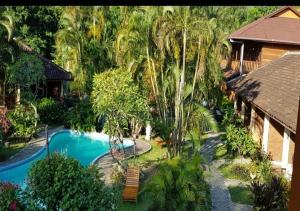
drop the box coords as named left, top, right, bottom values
left=141, top=155, right=211, bottom=210
left=0, top=107, right=11, bottom=142
left=224, top=124, right=257, bottom=157
left=37, top=97, right=65, bottom=125
left=7, top=52, right=44, bottom=101
left=0, top=182, right=23, bottom=211
left=65, top=98, right=96, bottom=131
left=8, top=104, right=37, bottom=137
left=92, top=68, right=149, bottom=156
left=24, top=153, right=117, bottom=210
left=251, top=175, right=289, bottom=210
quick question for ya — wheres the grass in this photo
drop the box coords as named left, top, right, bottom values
left=0, top=141, right=27, bottom=161
left=126, top=137, right=168, bottom=167
left=219, top=162, right=255, bottom=182
left=228, top=186, right=254, bottom=205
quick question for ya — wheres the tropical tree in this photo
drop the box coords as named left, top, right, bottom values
left=91, top=68, right=149, bottom=161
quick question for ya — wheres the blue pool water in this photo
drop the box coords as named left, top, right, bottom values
left=0, top=130, right=133, bottom=188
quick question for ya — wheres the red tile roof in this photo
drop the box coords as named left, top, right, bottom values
left=229, top=6, right=300, bottom=46
left=232, top=52, right=300, bottom=133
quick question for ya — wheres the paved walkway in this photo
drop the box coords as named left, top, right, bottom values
left=0, top=126, right=64, bottom=167
left=94, top=139, right=151, bottom=185
left=200, top=133, right=252, bottom=211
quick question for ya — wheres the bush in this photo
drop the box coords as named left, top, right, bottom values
left=23, top=153, right=117, bottom=210
left=141, top=155, right=211, bottom=210
left=224, top=124, right=257, bottom=157
left=65, top=99, right=96, bottom=132
left=0, top=107, right=12, bottom=142
left=220, top=96, right=243, bottom=128
left=251, top=175, right=289, bottom=210
left=37, top=97, right=65, bottom=125
left=251, top=150, right=272, bottom=182
left=0, top=182, right=23, bottom=210
left=8, top=105, right=37, bottom=137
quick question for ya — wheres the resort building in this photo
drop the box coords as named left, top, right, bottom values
left=225, top=6, right=300, bottom=178
left=0, top=39, right=73, bottom=109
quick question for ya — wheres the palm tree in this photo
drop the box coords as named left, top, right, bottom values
left=55, top=6, right=87, bottom=97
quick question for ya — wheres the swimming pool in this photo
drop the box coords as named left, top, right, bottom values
left=0, top=130, right=133, bottom=188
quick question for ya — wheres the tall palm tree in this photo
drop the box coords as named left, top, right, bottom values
left=55, top=6, right=87, bottom=97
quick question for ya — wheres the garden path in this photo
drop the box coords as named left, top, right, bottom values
left=0, top=126, right=64, bottom=167
left=200, top=133, right=252, bottom=211
left=94, top=139, right=151, bottom=185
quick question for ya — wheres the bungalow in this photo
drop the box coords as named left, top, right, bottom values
left=225, top=6, right=300, bottom=178
left=0, top=39, right=73, bottom=109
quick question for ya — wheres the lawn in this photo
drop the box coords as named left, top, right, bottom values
left=219, top=162, right=255, bottom=182
left=228, top=185, right=254, bottom=205
left=126, top=137, right=168, bottom=167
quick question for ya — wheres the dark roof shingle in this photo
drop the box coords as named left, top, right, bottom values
left=229, top=6, right=300, bottom=46
left=234, top=52, right=300, bottom=133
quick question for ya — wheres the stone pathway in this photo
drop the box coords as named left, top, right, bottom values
left=200, top=133, right=252, bottom=211
left=94, top=139, right=151, bottom=185
left=0, top=126, right=64, bottom=167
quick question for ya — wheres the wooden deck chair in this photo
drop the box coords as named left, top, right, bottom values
left=122, top=166, right=140, bottom=203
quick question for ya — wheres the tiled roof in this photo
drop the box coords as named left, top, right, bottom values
left=229, top=6, right=300, bottom=45
left=13, top=38, right=73, bottom=81
left=233, top=52, right=300, bottom=133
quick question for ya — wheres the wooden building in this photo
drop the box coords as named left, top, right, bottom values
left=224, top=6, right=300, bottom=81
left=0, top=39, right=72, bottom=109
left=225, top=6, right=300, bottom=178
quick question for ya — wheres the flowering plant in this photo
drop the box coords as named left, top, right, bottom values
left=0, top=182, right=22, bottom=211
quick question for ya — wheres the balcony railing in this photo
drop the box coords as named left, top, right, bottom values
left=225, top=59, right=261, bottom=74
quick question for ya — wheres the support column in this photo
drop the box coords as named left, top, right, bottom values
left=16, top=85, right=20, bottom=105
left=234, top=98, right=237, bottom=114
left=145, top=123, right=151, bottom=141
left=241, top=101, right=245, bottom=122
left=262, top=115, right=270, bottom=153
left=281, top=128, right=290, bottom=169
left=239, top=42, right=244, bottom=75
left=250, top=104, right=255, bottom=133
left=60, top=81, right=64, bottom=97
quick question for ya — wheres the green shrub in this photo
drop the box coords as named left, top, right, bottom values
left=214, top=144, right=228, bottom=160
left=251, top=175, right=289, bottom=210
left=251, top=150, right=272, bottom=182
left=141, top=155, right=211, bottom=211
left=65, top=99, right=96, bottom=131
left=0, top=182, right=23, bottom=211
left=0, top=107, right=12, bottom=142
left=8, top=105, right=37, bottom=137
left=224, top=124, right=257, bottom=157
left=23, top=153, right=117, bottom=210
left=220, top=96, right=243, bottom=128
left=37, top=97, right=65, bottom=125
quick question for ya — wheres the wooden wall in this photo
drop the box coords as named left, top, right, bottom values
left=261, top=43, right=300, bottom=66
left=289, top=133, right=296, bottom=164
left=274, top=9, right=300, bottom=19
left=268, top=118, right=284, bottom=162
left=252, top=107, right=264, bottom=145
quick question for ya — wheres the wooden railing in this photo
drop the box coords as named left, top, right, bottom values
left=226, top=60, right=261, bottom=73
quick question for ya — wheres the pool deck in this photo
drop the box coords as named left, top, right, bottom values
left=0, top=126, right=64, bottom=167
left=94, top=138, right=151, bottom=185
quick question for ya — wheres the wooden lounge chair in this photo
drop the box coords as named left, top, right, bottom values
left=122, top=166, right=140, bottom=203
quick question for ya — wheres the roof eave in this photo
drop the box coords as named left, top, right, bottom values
left=228, top=37, right=300, bottom=46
